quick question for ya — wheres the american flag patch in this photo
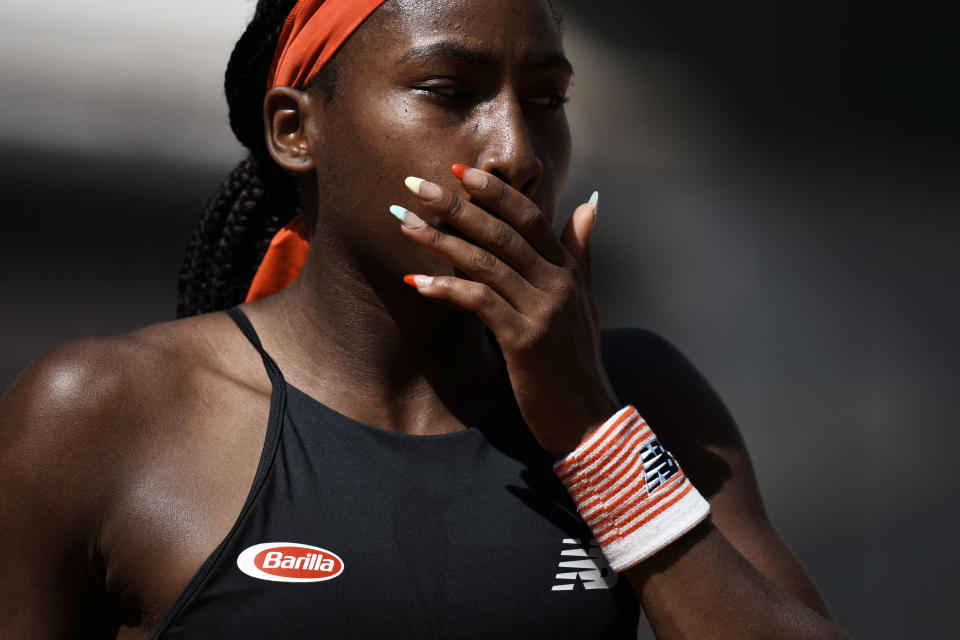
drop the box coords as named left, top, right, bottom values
left=640, top=440, right=680, bottom=492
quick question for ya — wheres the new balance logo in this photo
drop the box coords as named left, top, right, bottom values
left=551, top=538, right=618, bottom=591
left=641, top=440, right=679, bottom=492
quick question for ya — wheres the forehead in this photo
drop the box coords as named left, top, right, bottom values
left=375, top=0, right=564, bottom=63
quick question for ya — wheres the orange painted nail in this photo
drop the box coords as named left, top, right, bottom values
left=403, top=274, right=434, bottom=288
left=451, top=163, right=469, bottom=180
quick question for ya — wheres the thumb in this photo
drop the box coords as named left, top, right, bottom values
left=560, top=191, right=599, bottom=286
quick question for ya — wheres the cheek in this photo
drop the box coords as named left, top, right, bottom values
left=309, top=96, right=418, bottom=211
left=535, top=116, right=572, bottom=223
left=307, top=92, right=477, bottom=251
left=336, top=95, right=416, bottom=164
left=327, top=91, right=475, bottom=187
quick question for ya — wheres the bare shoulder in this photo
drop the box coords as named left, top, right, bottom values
left=599, top=327, right=758, bottom=512
left=1, top=312, right=251, bottom=443
left=600, top=328, right=743, bottom=453
left=0, top=311, right=268, bottom=635
left=0, top=312, right=256, bottom=521
left=0, top=310, right=269, bottom=513
left=600, top=328, right=833, bottom=615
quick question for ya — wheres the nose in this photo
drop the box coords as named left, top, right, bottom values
left=474, top=95, right=543, bottom=197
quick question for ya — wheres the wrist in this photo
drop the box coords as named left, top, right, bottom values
left=544, top=396, right=620, bottom=458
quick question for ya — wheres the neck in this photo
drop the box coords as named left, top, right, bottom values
left=255, top=246, right=510, bottom=436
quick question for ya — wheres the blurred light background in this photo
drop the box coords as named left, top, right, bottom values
left=0, top=1, right=956, bottom=637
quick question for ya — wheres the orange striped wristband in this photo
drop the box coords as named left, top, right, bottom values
left=554, top=406, right=711, bottom=572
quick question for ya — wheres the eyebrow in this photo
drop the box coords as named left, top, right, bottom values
left=524, top=52, right=574, bottom=75
left=398, top=42, right=574, bottom=76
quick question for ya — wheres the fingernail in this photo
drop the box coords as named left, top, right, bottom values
left=404, top=176, right=440, bottom=200
left=389, top=205, right=426, bottom=229
left=403, top=274, right=434, bottom=288
left=461, top=167, right=487, bottom=189
left=588, top=190, right=599, bottom=219
left=451, top=163, right=468, bottom=180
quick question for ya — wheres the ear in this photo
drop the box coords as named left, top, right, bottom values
left=263, top=86, right=317, bottom=174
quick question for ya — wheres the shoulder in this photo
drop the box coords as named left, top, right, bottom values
left=600, top=327, right=741, bottom=445
left=600, top=329, right=837, bottom=615
left=1, top=312, right=241, bottom=439
left=599, top=327, right=745, bottom=500
left=0, top=312, right=267, bottom=632
left=0, top=311, right=256, bottom=512
left=1, top=331, right=164, bottom=464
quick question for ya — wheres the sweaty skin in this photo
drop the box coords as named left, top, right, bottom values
left=0, top=0, right=847, bottom=637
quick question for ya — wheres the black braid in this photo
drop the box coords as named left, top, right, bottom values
left=176, top=0, right=341, bottom=318
left=176, top=157, right=284, bottom=317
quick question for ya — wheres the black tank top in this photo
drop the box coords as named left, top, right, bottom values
left=152, top=308, right=640, bottom=638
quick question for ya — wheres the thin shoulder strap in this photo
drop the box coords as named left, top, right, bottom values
left=153, top=307, right=288, bottom=639
left=225, top=307, right=285, bottom=389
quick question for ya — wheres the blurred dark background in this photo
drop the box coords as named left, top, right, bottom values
left=1, top=1, right=956, bottom=637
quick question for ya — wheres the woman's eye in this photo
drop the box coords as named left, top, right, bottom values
left=415, top=85, right=472, bottom=101
left=525, top=94, right=570, bottom=110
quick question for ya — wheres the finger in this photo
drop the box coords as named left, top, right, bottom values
left=559, top=192, right=598, bottom=287
left=402, top=274, right=523, bottom=342
left=404, top=176, right=550, bottom=283
left=451, top=164, right=567, bottom=266
left=390, top=205, right=542, bottom=311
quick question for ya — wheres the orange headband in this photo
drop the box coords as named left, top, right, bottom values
left=268, top=0, right=389, bottom=89
left=247, top=0, right=387, bottom=302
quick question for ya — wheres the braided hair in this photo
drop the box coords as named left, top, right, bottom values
left=176, top=0, right=342, bottom=318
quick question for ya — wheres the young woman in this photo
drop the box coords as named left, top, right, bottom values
left=0, top=0, right=848, bottom=637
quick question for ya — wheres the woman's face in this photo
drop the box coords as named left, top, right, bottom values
left=295, top=0, right=573, bottom=278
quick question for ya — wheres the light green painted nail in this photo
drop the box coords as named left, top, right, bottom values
left=389, top=204, right=409, bottom=222
left=588, top=190, right=599, bottom=217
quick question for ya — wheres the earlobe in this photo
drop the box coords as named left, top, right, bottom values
left=263, top=87, right=317, bottom=174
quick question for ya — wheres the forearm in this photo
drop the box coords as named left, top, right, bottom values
left=625, top=521, right=848, bottom=640
left=552, top=403, right=847, bottom=639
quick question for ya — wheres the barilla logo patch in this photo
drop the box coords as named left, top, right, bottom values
left=237, top=542, right=344, bottom=583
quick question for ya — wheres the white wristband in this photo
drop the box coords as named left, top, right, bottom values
left=554, top=406, right=711, bottom=572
